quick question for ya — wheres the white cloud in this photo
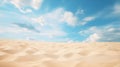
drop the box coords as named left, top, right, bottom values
left=113, top=3, right=120, bottom=14
left=25, top=9, right=33, bottom=13
left=84, top=33, right=100, bottom=42
left=31, top=16, right=45, bottom=26
left=80, top=16, right=95, bottom=25
left=30, top=8, right=77, bottom=38
left=32, top=8, right=78, bottom=26
left=62, top=11, right=77, bottom=26
left=3, top=0, right=43, bottom=13
left=0, top=8, right=68, bottom=39
left=0, top=25, right=32, bottom=34
left=38, top=29, right=66, bottom=38
left=97, top=2, right=120, bottom=18
left=31, top=0, right=43, bottom=10
left=80, top=25, right=120, bottom=42
left=0, top=23, right=66, bottom=39
left=83, top=16, right=95, bottom=21
left=10, top=0, right=29, bottom=13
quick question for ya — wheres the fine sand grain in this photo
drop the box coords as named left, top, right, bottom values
left=0, top=40, right=120, bottom=67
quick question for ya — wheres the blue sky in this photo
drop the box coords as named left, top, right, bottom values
left=0, top=0, right=120, bottom=42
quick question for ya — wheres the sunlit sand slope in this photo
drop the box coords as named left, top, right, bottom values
left=0, top=40, right=120, bottom=67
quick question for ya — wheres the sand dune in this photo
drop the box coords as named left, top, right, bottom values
left=0, top=40, right=120, bottom=67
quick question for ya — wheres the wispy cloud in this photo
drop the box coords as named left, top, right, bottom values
left=13, top=22, right=40, bottom=33
left=113, top=2, right=120, bottom=14
left=80, top=25, right=120, bottom=42
left=0, top=25, right=32, bottom=34
left=84, top=33, right=100, bottom=42
left=31, top=0, right=43, bottom=10
left=1, top=0, right=43, bottom=13
left=93, top=1, right=120, bottom=19
left=0, top=0, right=119, bottom=42
left=38, top=29, right=67, bottom=38
left=75, top=9, right=84, bottom=15
left=32, top=8, right=78, bottom=26
left=0, top=22, right=67, bottom=40
left=0, top=7, right=68, bottom=40
left=79, top=16, right=95, bottom=25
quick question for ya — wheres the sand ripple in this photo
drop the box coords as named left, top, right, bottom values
left=0, top=40, right=120, bottom=67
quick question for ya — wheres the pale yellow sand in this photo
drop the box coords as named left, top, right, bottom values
left=0, top=40, right=120, bottom=67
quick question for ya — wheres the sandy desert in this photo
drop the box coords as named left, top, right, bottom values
left=0, top=40, right=120, bottom=67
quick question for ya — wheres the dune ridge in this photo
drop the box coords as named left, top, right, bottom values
left=0, top=40, right=120, bottom=67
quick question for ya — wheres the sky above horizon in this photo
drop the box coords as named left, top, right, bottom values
left=0, top=0, right=120, bottom=42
